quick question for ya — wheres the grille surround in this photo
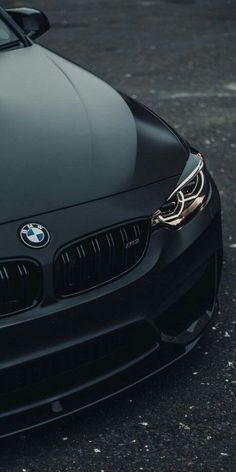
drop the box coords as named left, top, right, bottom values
left=54, top=219, right=151, bottom=298
left=0, top=259, right=42, bottom=318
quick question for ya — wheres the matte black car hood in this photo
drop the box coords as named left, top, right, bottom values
left=0, top=45, right=188, bottom=224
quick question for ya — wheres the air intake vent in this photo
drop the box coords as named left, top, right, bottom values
left=0, top=260, right=42, bottom=317
left=54, top=219, right=150, bottom=298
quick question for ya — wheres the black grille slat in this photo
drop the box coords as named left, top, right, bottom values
left=107, top=231, right=115, bottom=277
left=91, top=237, right=101, bottom=280
left=55, top=219, right=150, bottom=298
left=120, top=228, right=128, bottom=271
left=17, top=263, right=27, bottom=308
left=75, top=246, right=82, bottom=286
left=0, top=260, right=42, bottom=318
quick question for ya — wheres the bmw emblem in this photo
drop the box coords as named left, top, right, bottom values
left=19, top=223, right=50, bottom=249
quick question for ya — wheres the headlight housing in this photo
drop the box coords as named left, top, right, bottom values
left=151, top=152, right=208, bottom=228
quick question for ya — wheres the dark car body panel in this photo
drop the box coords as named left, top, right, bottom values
left=0, top=45, right=188, bottom=224
left=0, top=7, right=223, bottom=438
left=0, top=179, right=222, bottom=438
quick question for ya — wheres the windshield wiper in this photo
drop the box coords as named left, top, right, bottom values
left=0, top=39, right=23, bottom=51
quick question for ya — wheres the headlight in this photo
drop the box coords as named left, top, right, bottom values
left=151, top=152, right=208, bottom=228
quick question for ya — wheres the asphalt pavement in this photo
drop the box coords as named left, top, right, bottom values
left=0, top=0, right=235, bottom=471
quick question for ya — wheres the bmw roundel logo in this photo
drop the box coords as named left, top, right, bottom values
left=19, top=223, right=50, bottom=249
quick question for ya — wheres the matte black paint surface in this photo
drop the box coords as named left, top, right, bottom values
left=0, top=8, right=223, bottom=439
left=0, top=44, right=188, bottom=224
left=0, top=183, right=222, bottom=438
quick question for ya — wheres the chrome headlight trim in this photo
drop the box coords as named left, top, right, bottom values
left=168, top=153, right=204, bottom=200
left=151, top=153, right=207, bottom=228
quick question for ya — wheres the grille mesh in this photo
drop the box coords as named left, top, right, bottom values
left=0, top=321, right=156, bottom=397
left=54, top=219, right=150, bottom=297
left=0, top=260, right=42, bottom=317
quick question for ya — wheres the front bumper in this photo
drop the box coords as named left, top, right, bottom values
left=0, top=178, right=222, bottom=438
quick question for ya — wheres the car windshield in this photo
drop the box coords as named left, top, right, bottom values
left=0, top=17, right=18, bottom=46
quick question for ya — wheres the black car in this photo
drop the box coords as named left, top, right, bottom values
left=0, top=6, right=222, bottom=438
